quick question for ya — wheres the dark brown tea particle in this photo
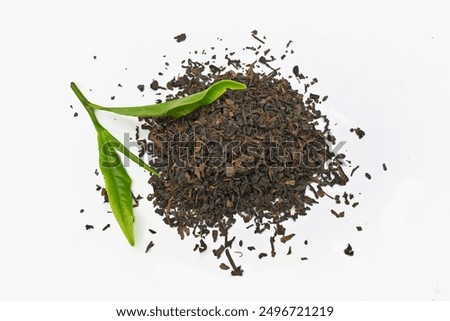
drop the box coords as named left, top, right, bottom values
left=350, top=127, right=365, bottom=139
left=382, top=163, right=388, bottom=171
left=280, top=233, right=295, bottom=243
left=219, top=263, right=230, bottom=270
left=350, top=165, right=360, bottom=177
left=174, top=33, right=186, bottom=43
left=331, top=209, right=345, bottom=218
left=102, top=224, right=110, bottom=231
left=365, top=173, right=372, bottom=180
left=344, top=244, right=354, bottom=256
left=258, top=253, right=268, bottom=259
left=150, top=80, right=159, bottom=91
left=85, top=224, right=94, bottom=230
left=145, top=241, right=155, bottom=253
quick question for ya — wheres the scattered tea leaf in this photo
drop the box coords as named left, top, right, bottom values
left=344, top=244, right=354, bottom=256
left=145, top=241, right=155, bottom=253
left=174, top=33, right=186, bottom=43
left=219, top=263, right=230, bottom=270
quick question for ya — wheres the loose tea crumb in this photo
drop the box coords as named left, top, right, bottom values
left=356, top=226, right=363, bottom=231
left=101, top=188, right=109, bottom=203
left=73, top=112, right=78, bottom=117
left=331, top=209, right=345, bottom=218
left=150, top=80, right=159, bottom=91
left=382, top=163, right=387, bottom=171
left=350, top=165, right=360, bottom=177
left=258, top=253, right=268, bottom=259
left=300, top=257, right=308, bottom=261
left=350, top=127, right=365, bottom=139
left=102, top=224, right=110, bottom=231
left=174, top=33, right=187, bottom=43
left=365, top=173, right=372, bottom=180
left=280, top=233, right=295, bottom=243
left=137, top=84, right=145, bottom=92
left=80, top=209, right=84, bottom=213
left=85, top=224, right=94, bottom=230
left=145, top=241, right=155, bottom=253
left=148, top=229, right=157, bottom=234
left=344, top=244, right=354, bottom=256
left=219, top=263, right=230, bottom=270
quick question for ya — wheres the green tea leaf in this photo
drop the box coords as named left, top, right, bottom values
left=97, top=128, right=135, bottom=246
left=70, top=78, right=247, bottom=246
left=88, top=79, right=247, bottom=118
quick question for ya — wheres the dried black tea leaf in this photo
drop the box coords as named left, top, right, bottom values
left=145, top=241, right=155, bottom=253
left=344, top=244, right=354, bottom=256
left=258, top=253, right=268, bottom=259
left=350, top=127, right=365, bottom=139
left=174, top=33, right=186, bottom=43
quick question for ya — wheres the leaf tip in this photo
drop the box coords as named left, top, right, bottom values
left=126, top=234, right=135, bottom=246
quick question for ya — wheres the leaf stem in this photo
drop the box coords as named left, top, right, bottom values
left=70, top=82, right=103, bottom=129
left=71, top=82, right=160, bottom=176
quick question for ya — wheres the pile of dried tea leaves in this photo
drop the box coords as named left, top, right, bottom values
left=136, top=32, right=362, bottom=275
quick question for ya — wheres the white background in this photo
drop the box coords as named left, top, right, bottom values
left=1, top=0, right=450, bottom=301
